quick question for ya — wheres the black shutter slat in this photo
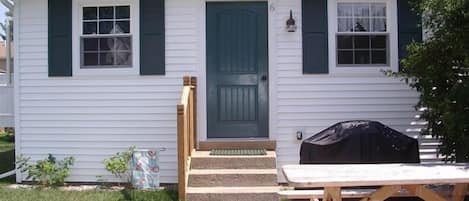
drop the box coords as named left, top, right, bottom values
left=48, top=0, right=72, bottom=77
left=302, top=0, right=329, bottom=74
left=398, top=0, right=422, bottom=71
left=140, top=0, right=165, bottom=75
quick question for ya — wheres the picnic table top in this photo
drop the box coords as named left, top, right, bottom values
left=282, top=163, right=469, bottom=188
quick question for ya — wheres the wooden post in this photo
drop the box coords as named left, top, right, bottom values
left=360, top=186, right=401, bottom=201
left=189, top=89, right=195, bottom=154
left=452, top=184, right=468, bottom=201
left=177, top=76, right=198, bottom=201
left=324, top=187, right=342, bottom=201
left=177, top=104, right=186, bottom=201
left=414, top=185, right=447, bottom=201
left=183, top=76, right=191, bottom=86
left=191, top=77, right=197, bottom=150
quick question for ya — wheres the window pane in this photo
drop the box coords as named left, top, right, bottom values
left=354, top=3, right=370, bottom=17
left=337, top=35, right=353, bottom=49
left=371, top=36, right=387, bottom=49
left=100, top=37, right=114, bottom=51
left=83, top=53, right=99, bottom=66
left=83, top=22, right=97, bottom=34
left=371, top=18, right=386, bottom=32
left=99, top=7, right=114, bottom=19
left=115, top=37, right=132, bottom=51
left=116, top=6, right=130, bottom=19
left=116, top=52, right=132, bottom=66
left=338, top=3, right=353, bottom=17
left=83, top=38, right=98, bottom=51
left=354, top=36, right=370, bottom=49
left=100, top=52, right=115, bottom=65
left=83, top=7, right=97, bottom=20
left=355, top=50, right=370, bottom=64
left=115, top=21, right=130, bottom=33
left=338, top=18, right=353, bottom=32
left=338, top=51, right=353, bottom=64
left=99, top=21, right=114, bottom=34
left=371, top=3, right=386, bottom=17
left=354, top=18, right=369, bottom=32
left=372, top=50, right=387, bottom=64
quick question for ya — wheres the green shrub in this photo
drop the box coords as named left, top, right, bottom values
left=0, top=128, right=14, bottom=143
left=17, top=154, right=75, bottom=186
left=387, top=0, right=469, bottom=162
left=104, top=146, right=135, bottom=186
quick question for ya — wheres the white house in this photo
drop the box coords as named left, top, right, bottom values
left=11, top=0, right=439, bottom=190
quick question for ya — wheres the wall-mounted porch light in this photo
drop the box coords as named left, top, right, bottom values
left=286, top=10, right=297, bottom=32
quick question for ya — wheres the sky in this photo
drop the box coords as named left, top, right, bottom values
left=0, top=4, right=6, bottom=23
left=0, top=4, right=7, bottom=39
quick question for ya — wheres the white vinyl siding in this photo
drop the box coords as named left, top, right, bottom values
left=16, top=0, right=199, bottom=183
left=15, top=0, right=439, bottom=184
left=274, top=0, right=436, bottom=182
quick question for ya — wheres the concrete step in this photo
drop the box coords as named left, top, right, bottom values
left=191, top=151, right=276, bottom=169
left=186, top=186, right=279, bottom=201
left=188, top=169, right=278, bottom=187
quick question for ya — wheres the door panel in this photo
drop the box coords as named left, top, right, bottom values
left=206, top=2, right=268, bottom=138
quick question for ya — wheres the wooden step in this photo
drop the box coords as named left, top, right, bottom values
left=191, top=151, right=276, bottom=169
left=187, top=186, right=279, bottom=201
left=198, top=140, right=276, bottom=151
left=188, top=169, right=278, bottom=187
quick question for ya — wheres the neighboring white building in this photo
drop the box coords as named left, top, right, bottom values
left=12, top=0, right=437, bottom=184
left=0, top=41, right=14, bottom=128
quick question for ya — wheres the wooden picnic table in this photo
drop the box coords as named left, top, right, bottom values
left=282, top=164, right=469, bottom=201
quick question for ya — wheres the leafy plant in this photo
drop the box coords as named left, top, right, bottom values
left=104, top=146, right=135, bottom=186
left=0, top=128, right=14, bottom=142
left=387, top=0, right=469, bottom=161
left=16, top=154, right=75, bottom=186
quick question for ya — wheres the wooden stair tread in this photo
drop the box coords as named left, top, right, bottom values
left=191, top=150, right=276, bottom=158
left=189, top=168, right=277, bottom=175
left=187, top=186, right=280, bottom=194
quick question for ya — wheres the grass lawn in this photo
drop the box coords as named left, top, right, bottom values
left=0, top=131, right=178, bottom=201
left=0, top=186, right=178, bottom=201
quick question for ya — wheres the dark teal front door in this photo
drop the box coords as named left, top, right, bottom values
left=206, top=2, right=268, bottom=138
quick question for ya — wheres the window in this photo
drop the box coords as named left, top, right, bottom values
left=336, top=2, right=389, bottom=66
left=80, top=5, right=132, bottom=68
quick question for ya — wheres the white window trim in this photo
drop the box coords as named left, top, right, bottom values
left=327, top=0, right=399, bottom=74
left=72, top=0, right=140, bottom=76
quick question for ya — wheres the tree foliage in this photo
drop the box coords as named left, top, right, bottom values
left=0, top=0, right=13, bottom=40
left=392, top=0, right=469, bottom=162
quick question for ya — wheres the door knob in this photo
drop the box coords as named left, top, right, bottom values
left=261, top=75, right=268, bottom=81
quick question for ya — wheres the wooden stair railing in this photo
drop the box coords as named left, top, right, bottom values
left=177, top=76, right=197, bottom=201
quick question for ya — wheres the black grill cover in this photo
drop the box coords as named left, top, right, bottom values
left=300, top=120, right=420, bottom=164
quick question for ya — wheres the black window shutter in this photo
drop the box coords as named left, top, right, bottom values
left=140, top=0, right=165, bottom=75
left=48, top=0, right=72, bottom=77
left=398, top=0, right=422, bottom=71
left=302, top=0, right=329, bottom=74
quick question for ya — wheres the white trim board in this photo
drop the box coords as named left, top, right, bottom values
left=72, top=0, right=140, bottom=77
left=327, top=0, right=399, bottom=75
